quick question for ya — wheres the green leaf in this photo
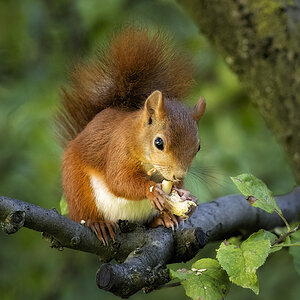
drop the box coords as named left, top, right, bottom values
left=216, top=230, right=273, bottom=294
left=59, top=195, right=69, bottom=216
left=226, top=236, right=242, bottom=246
left=289, top=229, right=300, bottom=276
left=170, top=258, right=231, bottom=300
left=230, top=173, right=281, bottom=214
left=259, top=230, right=282, bottom=253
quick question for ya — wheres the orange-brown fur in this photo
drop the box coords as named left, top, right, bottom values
left=58, top=27, right=205, bottom=240
left=57, top=27, right=194, bottom=145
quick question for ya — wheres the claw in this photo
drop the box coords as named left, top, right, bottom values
left=150, top=184, right=170, bottom=212
left=188, top=195, right=198, bottom=203
left=106, top=223, right=115, bottom=242
left=155, top=193, right=165, bottom=211
left=99, top=222, right=108, bottom=245
left=174, top=187, right=191, bottom=200
left=169, top=213, right=178, bottom=229
left=86, top=219, right=118, bottom=245
left=177, top=216, right=183, bottom=224
left=149, top=211, right=178, bottom=230
left=155, top=186, right=172, bottom=211
left=149, top=215, right=164, bottom=228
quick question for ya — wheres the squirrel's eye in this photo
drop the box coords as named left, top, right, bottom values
left=197, top=145, right=201, bottom=152
left=154, top=137, right=164, bottom=151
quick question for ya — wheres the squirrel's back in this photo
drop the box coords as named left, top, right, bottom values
left=57, top=27, right=194, bottom=144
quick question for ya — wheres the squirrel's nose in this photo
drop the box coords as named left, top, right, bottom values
left=173, top=171, right=187, bottom=181
left=174, top=176, right=185, bottom=181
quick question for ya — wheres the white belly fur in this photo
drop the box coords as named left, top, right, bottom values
left=89, top=174, right=157, bottom=223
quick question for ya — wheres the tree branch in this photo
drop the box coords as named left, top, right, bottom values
left=1, top=187, right=300, bottom=297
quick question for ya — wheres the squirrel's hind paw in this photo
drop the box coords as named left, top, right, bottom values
left=149, top=212, right=181, bottom=231
left=86, top=219, right=118, bottom=245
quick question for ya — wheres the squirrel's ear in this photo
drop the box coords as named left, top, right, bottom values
left=144, top=90, right=165, bottom=122
left=192, top=96, right=206, bottom=123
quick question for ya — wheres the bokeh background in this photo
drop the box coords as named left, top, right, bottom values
left=0, top=0, right=298, bottom=299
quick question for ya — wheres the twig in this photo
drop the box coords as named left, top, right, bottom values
left=271, top=225, right=300, bottom=246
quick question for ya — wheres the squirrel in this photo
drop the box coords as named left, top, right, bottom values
left=57, top=27, right=206, bottom=244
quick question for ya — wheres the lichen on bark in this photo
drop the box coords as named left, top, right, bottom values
left=178, top=0, right=300, bottom=182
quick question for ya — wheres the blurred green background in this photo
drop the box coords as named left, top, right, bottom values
left=0, top=0, right=298, bottom=299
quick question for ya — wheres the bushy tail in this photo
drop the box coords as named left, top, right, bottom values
left=57, top=27, right=194, bottom=144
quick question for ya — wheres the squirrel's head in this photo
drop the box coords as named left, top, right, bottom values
left=139, top=90, right=206, bottom=182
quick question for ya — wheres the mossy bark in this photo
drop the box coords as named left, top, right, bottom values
left=178, top=0, right=300, bottom=183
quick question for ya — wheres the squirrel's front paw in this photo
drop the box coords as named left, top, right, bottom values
left=148, top=183, right=171, bottom=212
left=173, top=186, right=195, bottom=202
left=86, top=219, right=118, bottom=246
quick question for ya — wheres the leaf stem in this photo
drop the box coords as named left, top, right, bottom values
left=275, top=209, right=290, bottom=232
left=155, top=282, right=181, bottom=290
left=272, top=243, right=300, bottom=248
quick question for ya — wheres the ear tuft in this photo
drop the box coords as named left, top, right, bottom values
left=144, top=90, right=165, bottom=121
left=193, top=96, right=206, bottom=123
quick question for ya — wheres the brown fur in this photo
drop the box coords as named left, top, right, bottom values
left=62, top=144, right=101, bottom=223
left=62, top=108, right=157, bottom=224
left=59, top=28, right=206, bottom=238
left=57, top=27, right=194, bottom=145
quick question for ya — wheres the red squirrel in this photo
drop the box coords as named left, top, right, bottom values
left=57, top=28, right=206, bottom=244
